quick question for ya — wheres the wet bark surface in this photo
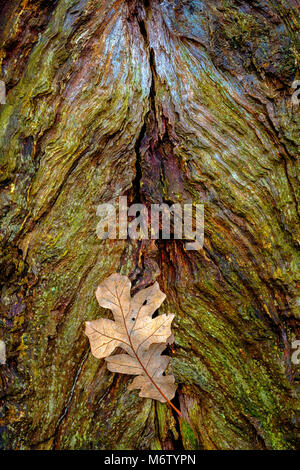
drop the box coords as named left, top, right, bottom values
left=0, top=0, right=299, bottom=450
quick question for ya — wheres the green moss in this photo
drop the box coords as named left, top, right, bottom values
left=181, top=419, right=200, bottom=450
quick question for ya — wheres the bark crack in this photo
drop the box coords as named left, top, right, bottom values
left=52, top=350, right=89, bottom=449
left=129, top=1, right=184, bottom=434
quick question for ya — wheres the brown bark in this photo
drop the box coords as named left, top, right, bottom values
left=0, top=0, right=299, bottom=450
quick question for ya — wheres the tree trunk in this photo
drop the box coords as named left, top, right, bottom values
left=0, top=0, right=299, bottom=450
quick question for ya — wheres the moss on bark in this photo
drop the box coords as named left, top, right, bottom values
left=0, top=0, right=299, bottom=450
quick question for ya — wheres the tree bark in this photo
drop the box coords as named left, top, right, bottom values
left=0, top=0, right=299, bottom=450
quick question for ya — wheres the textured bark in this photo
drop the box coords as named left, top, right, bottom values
left=0, top=0, right=299, bottom=450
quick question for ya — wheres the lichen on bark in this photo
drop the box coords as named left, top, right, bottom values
left=0, top=0, right=299, bottom=450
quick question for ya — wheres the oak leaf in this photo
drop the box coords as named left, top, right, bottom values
left=85, top=273, right=178, bottom=409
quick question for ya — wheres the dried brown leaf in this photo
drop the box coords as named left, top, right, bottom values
left=85, top=273, right=178, bottom=408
